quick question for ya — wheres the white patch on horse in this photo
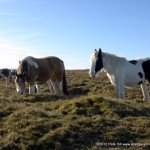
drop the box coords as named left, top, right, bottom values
left=26, top=57, right=38, bottom=68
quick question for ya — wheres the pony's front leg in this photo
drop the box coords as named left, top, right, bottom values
left=29, top=84, right=36, bottom=94
left=140, top=81, right=149, bottom=101
left=52, top=80, right=60, bottom=95
left=35, top=84, right=40, bottom=94
left=114, top=85, right=125, bottom=99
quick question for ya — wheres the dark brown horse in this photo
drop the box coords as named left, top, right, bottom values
left=15, top=56, right=69, bottom=96
left=0, top=68, right=12, bottom=86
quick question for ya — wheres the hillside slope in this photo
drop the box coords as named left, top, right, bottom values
left=0, top=70, right=150, bottom=150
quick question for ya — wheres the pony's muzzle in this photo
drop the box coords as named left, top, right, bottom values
left=16, top=88, right=25, bottom=94
left=89, top=72, right=95, bottom=78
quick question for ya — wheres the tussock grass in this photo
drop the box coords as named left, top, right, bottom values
left=0, top=70, right=150, bottom=149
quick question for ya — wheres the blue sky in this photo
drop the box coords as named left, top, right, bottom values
left=0, top=0, right=150, bottom=69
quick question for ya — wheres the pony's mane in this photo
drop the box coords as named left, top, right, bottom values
left=100, top=51, right=127, bottom=71
left=137, top=57, right=150, bottom=62
left=103, top=51, right=127, bottom=62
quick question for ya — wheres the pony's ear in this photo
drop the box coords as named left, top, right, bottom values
left=19, top=61, right=21, bottom=64
left=98, top=48, right=102, bottom=58
left=94, top=49, right=97, bottom=52
left=99, top=48, right=102, bottom=52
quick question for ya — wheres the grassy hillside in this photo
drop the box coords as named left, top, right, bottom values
left=0, top=70, right=150, bottom=150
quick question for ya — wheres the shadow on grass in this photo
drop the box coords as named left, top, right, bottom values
left=69, top=87, right=90, bottom=96
left=12, top=94, right=72, bottom=103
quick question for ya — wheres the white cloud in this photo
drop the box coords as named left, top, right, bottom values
left=0, top=39, right=43, bottom=68
left=0, top=36, right=89, bottom=69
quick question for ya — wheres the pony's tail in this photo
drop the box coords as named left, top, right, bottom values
left=62, top=68, right=70, bottom=96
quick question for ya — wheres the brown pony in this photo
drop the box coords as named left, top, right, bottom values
left=0, top=68, right=12, bottom=86
left=15, top=56, right=69, bottom=96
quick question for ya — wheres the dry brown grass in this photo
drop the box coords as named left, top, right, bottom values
left=0, top=70, right=150, bottom=150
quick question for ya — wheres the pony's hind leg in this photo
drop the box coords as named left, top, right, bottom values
left=48, top=80, right=63, bottom=96
left=140, top=81, right=149, bottom=101
left=52, top=81, right=60, bottom=95
left=35, top=84, right=40, bottom=94
left=58, top=81, right=64, bottom=96
left=29, top=84, right=36, bottom=94
left=47, top=80, right=55, bottom=95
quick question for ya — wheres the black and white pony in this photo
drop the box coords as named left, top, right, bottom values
left=89, top=48, right=150, bottom=101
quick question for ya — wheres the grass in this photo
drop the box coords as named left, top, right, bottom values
left=0, top=70, right=150, bottom=150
